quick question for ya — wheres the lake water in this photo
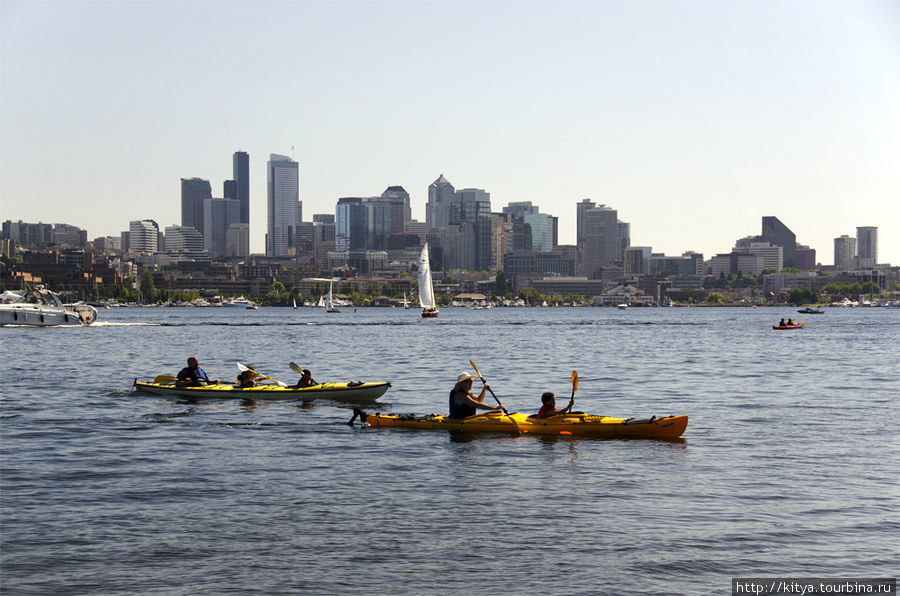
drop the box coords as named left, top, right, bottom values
left=1, top=306, right=897, bottom=595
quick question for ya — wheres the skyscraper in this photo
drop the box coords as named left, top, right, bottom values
left=181, top=178, right=212, bottom=237
left=761, top=216, right=796, bottom=268
left=450, top=188, right=492, bottom=271
left=266, top=154, right=300, bottom=257
left=856, top=226, right=877, bottom=267
left=834, top=235, right=856, bottom=270
left=204, top=197, right=241, bottom=257
left=580, top=204, right=618, bottom=279
left=233, top=151, right=250, bottom=225
left=426, top=175, right=455, bottom=229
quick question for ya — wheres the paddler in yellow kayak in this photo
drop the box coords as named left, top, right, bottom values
left=175, top=356, right=220, bottom=387
left=536, top=391, right=575, bottom=419
left=449, top=372, right=504, bottom=418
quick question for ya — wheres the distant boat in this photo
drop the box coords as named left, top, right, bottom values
left=797, top=307, right=824, bottom=314
left=617, top=303, right=628, bottom=310
left=402, top=292, right=410, bottom=309
left=326, top=281, right=340, bottom=313
left=293, top=297, right=298, bottom=309
left=418, top=243, right=439, bottom=318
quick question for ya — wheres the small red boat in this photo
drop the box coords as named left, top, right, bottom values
left=773, top=323, right=805, bottom=330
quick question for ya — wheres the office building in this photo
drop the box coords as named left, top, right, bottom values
left=426, top=174, right=455, bottom=229
left=164, top=225, right=205, bottom=255
left=579, top=202, right=618, bottom=279
left=761, top=216, right=796, bottom=268
left=233, top=151, right=250, bottom=224
left=624, top=246, right=652, bottom=276
left=856, top=227, right=877, bottom=267
left=523, top=212, right=558, bottom=253
left=266, top=154, right=300, bottom=257
left=181, top=178, right=212, bottom=237
left=834, top=235, right=857, bottom=270
left=129, top=220, right=159, bottom=254
left=444, top=188, right=492, bottom=271
left=204, top=197, right=241, bottom=257
left=226, top=224, right=250, bottom=257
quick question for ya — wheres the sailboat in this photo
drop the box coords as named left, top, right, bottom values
left=418, top=242, right=438, bottom=318
left=293, top=297, right=298, bottom=309
left=325, top=281, right=340, bottom=313
left=402, top=292, right=410, bottom=309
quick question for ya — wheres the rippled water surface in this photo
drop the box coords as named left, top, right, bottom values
left=2, top=306, right=898, bottom=594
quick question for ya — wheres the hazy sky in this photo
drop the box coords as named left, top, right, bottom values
left=2, top=0, right=898, bottom=264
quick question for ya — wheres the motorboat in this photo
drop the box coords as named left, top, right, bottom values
left=0, top=286, right=98, bottom=327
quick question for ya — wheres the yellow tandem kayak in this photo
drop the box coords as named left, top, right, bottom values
left=133, top=379, right=391, bottom=403
left=352, top=409, right=688, bottom=439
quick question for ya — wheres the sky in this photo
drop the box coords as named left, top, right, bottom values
left=2, top=0, right=899, bottom=265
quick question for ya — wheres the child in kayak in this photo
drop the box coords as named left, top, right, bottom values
left=294, top=369, right=318, bottom=388
left=536, top=392, right=574, bottom=419
left=236, top=369, right=257, bottom=387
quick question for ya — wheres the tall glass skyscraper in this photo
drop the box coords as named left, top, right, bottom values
left=266, top=154, right=300, bottom=257
left=181, top=178, right=212, bottom=237
left=427, top=175, right=455, bottom=229
left=233, top=151, right=250, bottom=225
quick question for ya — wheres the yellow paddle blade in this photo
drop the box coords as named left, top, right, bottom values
left=154, top=374, right=177, bottom=384
left=571, top=370, right=578, bottom=393
left=469, top=359, right=482, bottom=380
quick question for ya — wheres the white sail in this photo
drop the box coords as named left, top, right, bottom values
left=326, top=282, right=334, bottom=310
left=418, top=243, right=436, bottom=311
left=402, top=292, right=409, bottom=309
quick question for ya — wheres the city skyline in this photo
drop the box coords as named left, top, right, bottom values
left=2, top=1, right=898, bottom=264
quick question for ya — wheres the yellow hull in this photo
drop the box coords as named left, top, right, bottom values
left=363, top=411, right=688, bottom=439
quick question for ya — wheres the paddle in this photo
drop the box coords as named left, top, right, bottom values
left=569, top=370, right=578, bottom=410
left=236, top=362, right=287, bottom=387
left=468, top=359, right=521, bottom=435
left=289, top=362, right=304, bottom=374
left=154, top=374, right=177, bottom=384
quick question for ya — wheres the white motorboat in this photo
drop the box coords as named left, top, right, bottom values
left=0, top=286, right=98, bottom=327
left=223, top=296, right=255, bottom=308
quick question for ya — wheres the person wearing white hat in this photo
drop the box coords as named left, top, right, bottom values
left=449, top=372, right=504, bottom=418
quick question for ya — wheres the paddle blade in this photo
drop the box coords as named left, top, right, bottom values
left=237, top=362, right=250, bottom=371
left=154, top=374, right=177, bottom=384
left=289, top=362, right=303, bottom=374
left=571, top=370, right=578, bottom=393
left=469, top=359, right=482, bottom=380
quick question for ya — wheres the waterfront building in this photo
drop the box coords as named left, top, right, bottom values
left=649, top=252, right=704, bottom=277
left=741, top=242, right=783, bottom=271
left=857, top=226, right=878, bottom=267
left=834, top=235, right=857, bottom=270
left=266, top=154, right=300, bottom=257
left=181, top=178, right=212, bottom=237
left=426, top=174, right=455, bottom=229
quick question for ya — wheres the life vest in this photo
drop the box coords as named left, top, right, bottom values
left=449, top=389, right=477, bottom=419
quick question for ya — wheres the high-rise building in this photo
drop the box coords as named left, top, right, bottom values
left=129, top=220, right=159, bottom=254
left=761, top=216, right=796, bottom=268
left=164, top=225, right=205, bottom=254
left=617, top=221, right=631, bottom=262
left=181, top=178, right=212, bottom=237
left=624, top=246, right=652, bottom=276
left=381, top=186, right=411, bottom=225
left=266, top=154, right=300, bottom=257
left=335, top=197, right=366, bottom=252
left=204, top=197, right=241, bottom=257
left=856, top=226, right=877, bottom=267
left=233, top=151, right=250, bottom=225
left=426, top=174, right=455, bottom=229
left=579, top=203, right=618, bottom=279
left=834, top=235, right=856, bottom=270
left=448, top=188, right=492, bottom=271
left=523, top=213, right=558, bottom=252
left=226, top=224, right=250, bottom=257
